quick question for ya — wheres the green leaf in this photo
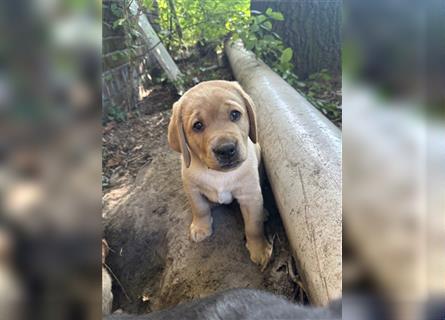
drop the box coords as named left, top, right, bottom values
left=321, top=73, right=332, bottom=81
left=245, top=39, right=255, bottom=50
left=112, top=18, right=126, bottom=29
left=110, top=3, right=120, bottom=16
left=265, top=8, right=273, bottom=15
left=256, top=15, right=267, bottom=24
left=263, top=21, right=272, bottom=30
left=280, top=48, right=293, bottom=64
left=250, top=23, right=260, bottom=32
left=263, top=35, right=274, bottom=42
left=269, top=12, right=284, bottom=21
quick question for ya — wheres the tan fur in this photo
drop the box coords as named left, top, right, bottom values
left=168, top=80, right=272, bottom=269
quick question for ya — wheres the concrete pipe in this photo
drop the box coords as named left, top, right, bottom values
left=226, top=41, right=342, bottom=306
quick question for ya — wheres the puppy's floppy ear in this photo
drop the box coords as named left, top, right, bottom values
left=168, top=101, right=191, bottom=167
left=231, top=81, right=258, bottom=143
left=168, top=101, right=182, bottom=153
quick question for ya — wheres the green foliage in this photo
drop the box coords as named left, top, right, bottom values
left=104, top=0, right=145, bottom=117
left=297, top=69, right=341, bottom=125
left=107, top=1, right=298, bottom=87
left=106, top=1, right=340, bottom=124
left=138, top=1, right=299, bottom=89
left=232, top=8, right=299, bottom=86
left=107, top=0, right=141, bottom=63
left=280, top=48, right=293, bottom=64
left=156, top=0, right=250, bottom=51
left=143, top=1, right=297, bottom=86
left=107, top=105, right=127, bottom=122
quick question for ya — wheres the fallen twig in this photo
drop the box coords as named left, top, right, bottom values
left=104, top=262, right=132, bottom=303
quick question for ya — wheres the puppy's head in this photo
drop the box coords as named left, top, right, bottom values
left=168, top=81, right=257, bottom=171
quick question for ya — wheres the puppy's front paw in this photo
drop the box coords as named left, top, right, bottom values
left=190, top=216, right=213, bottom=242
left=246, top=238, right=273, bottom=271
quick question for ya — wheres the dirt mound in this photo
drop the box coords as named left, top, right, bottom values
left=103, top=110, right=302, bottom=314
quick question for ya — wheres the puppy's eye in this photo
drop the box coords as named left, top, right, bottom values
left=192, top=121, right=204, bottom=132
left=230, top=110, right=241, bottom=122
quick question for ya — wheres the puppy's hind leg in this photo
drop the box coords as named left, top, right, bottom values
left=185, top=186, right=213, bottom=242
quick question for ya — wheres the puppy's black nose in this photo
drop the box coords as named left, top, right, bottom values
left=213, top=142, right=237, bottom=159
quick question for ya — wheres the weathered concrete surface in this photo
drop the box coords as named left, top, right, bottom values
left=103, top=110, right=296, bottom=314
left=226, top=41, right=342, bottom=306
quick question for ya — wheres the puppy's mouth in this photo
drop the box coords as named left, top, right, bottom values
left=208, top=140, right=245, bottom=171
left=218, top=159, right=243, bottom=171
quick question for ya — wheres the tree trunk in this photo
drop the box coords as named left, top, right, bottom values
left=251, top=0, right=341, bottom=79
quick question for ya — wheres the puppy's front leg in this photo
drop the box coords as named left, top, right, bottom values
left=238, top=192, right=272, bottom=270
left=185, top=185, right=213, bottom=242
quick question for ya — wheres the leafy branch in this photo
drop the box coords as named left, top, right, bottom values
left=233, top=8, right=299, bottom=86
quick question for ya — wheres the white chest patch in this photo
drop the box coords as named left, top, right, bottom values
left=185, top=139, right=259, bottom=206
left=217, top=190, right=233, bottom=204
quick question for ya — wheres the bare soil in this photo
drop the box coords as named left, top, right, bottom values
left=102, top=55, right=306, bottom=315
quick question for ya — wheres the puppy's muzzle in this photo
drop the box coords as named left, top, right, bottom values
left=212, top=141, right=239, bottom=168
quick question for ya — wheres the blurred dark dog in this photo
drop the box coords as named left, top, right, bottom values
left=105, top=288, right=341, bottom=320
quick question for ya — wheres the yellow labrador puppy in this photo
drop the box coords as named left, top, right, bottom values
left=168, top=80, right=272, bottom=269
